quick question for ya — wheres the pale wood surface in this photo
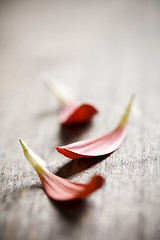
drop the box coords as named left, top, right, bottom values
left=0, top=0, right=160, bottom=240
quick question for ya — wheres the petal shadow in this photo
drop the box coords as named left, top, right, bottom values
left=55, top=154, right=110, bottom=179
left=48, top=197, right=90, bottom=221
left=59, top=121, right=93, bottom=145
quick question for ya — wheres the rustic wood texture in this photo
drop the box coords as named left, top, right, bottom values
left=0, top=0, right=160, bottom=239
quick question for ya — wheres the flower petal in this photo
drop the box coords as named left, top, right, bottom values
left=45, top=78, right=98, bottom=124
left=60, top=103, right=98, bottom=124
left=57, top=96, right=134, bottom=159
left=19, top=140, right=104, bottom=201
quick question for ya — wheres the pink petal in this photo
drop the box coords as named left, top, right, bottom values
left=45, top=79, right=98, bottom=125
left=20, top=140, right=104, bottom=202
left=57, top=127, right=126, bottom=159
left=60, top=103, right=98, bottom=124
left=39, top=173, right=104, bottom=201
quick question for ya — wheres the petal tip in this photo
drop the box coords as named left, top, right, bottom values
left=93, top=175, right=105, bottom=189
left=56, top=146, right=61, bottom=153
left=118, top=95, right=134, bottom=127
left=19, top=139, right=28, bottom=153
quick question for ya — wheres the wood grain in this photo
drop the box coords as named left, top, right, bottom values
left=0, top=0, right=160, bottom=239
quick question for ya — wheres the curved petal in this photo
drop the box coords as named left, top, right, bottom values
left=19, top=140, right=104, bottom=201
left=39, top=173, right=104, bottom=201
left=60, top=103, right=98, bottom=124
left=45, top=78, right=98, bottom=124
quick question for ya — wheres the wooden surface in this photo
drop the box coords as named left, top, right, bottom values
left=0, top=0, right=160, bottom=239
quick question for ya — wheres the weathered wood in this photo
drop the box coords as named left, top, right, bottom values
left=0, top=0, right=160, bottom=239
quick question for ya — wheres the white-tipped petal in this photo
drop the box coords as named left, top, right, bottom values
left=19, top=140, right=48, bottom=175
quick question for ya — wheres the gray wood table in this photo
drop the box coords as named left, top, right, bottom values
left=0, top=0, right=160, bottom=239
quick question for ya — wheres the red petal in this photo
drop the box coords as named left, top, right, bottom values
left=57, top=127, right=126, bottom=159
left=39, top=173, right=104, bottom=201
left=19, top=140, right=104, bottom=202
left=60, top=103, right=98, bottom=124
